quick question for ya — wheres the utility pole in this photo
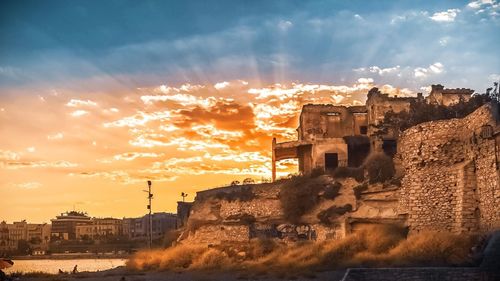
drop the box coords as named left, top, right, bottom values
left=144, top=180, right=153, bottom=249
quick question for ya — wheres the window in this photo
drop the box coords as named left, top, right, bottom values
left=324, top=153, right=339, bottom=170
left=359, top=126, right=367, bottom=135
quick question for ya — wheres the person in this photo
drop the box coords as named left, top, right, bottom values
left=72, top=265, right=78, bottom=274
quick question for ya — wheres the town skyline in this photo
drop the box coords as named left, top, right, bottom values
left=1, top=0, right=499, bottom=223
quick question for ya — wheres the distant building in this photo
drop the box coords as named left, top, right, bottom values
left=51, top=211, right=91, bottom=240
left=0, top=220, right=51, bottom=254
left=75, top=218, right=123, bottom=240
left=122, top=212, right=177, bottom=240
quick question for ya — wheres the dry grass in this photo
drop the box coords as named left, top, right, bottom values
left=127, top=225, right=478, bottom=274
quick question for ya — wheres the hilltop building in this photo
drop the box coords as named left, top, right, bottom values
left=271, top=84, right=473, bottom=180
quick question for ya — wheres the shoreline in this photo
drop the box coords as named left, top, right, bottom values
left=10, top=254, right=130, bottom=260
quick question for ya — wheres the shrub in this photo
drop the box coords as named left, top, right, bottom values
left=310, top=168, right=325, bottom=178
left=162, top=229, right=181, bottom=247
left=363, top=153, right=395, bottom=183
left=353, top=183, right=368, bottom=199
left=323, top=182, right=342, bottom=200
left=374, top=93, right=493, bottom=134
left=279, top=175, right=324, bottom=223
left=215, top=187, right=255, bottom=202
left=248, top=238, right=280, bottom=259
left=127, top=225, right=476, bottom=273
left=331, top=167, right=364, bottom=182
left=317, top=204, right=353, bottom=225
left=191, top=248, right=233, bottom=270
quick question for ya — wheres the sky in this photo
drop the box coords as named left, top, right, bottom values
left=0, top=0, right=499, bottom=223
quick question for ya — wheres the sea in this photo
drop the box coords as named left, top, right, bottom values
left=4, top=258, right=126, bottom=274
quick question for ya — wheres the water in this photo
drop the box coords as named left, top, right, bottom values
left=4, top=258, right=127, bottom=274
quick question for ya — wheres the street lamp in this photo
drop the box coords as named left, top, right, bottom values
left=143, top=180, right=153, bottom=249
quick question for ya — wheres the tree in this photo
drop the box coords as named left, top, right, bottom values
left=230, top=180, right=240, bottom=186
left=17, top=239, right=30, bottom=255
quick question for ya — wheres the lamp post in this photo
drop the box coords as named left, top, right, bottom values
left=144, top=180, right=153, bottom=249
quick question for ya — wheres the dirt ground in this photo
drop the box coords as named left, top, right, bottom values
left=16, top=267, right=347, bottom=281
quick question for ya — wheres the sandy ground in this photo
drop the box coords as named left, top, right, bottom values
left=16, top=267, right=347, bottom=281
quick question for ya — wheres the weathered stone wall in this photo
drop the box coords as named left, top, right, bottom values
left=184, top=225, right=250, bottom=244
left=398, top=104, right=500, bottom=233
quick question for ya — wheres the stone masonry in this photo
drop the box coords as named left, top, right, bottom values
left=397, top=103, right=500, bottom=233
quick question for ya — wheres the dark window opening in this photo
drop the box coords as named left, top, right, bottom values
left=348, top=143, right=370, bottom=167
left=325, top=153, right=339, bottom=170
left=359, top=126, right=367, bottom=135
left=382, top=139, right=397, bottom=157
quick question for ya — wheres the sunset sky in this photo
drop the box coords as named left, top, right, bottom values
left=1, top=0, right=499, bottom=223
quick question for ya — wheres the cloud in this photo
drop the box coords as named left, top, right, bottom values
left=430, top=9, right=460, bottom=22
left=26, top=147, right=36, bottom=153
left=73, top=170, right=178, bottom=185
left=0, top=150, right=21, bottom=160
left=47, top=132, right=64, bottom=140
left=214, top=81, right=230, bottom=89
left=467, top=0, right=494, bottom=9
left=104, top=111, right=172, bottom=127
left=3, top=160, right=78, bottom=169
left=354, top=14, right=364, bottom=20
left=66, top=99, right=98, bottom=107
left=414, top=62, right=444, bottom=78
left=112, top=152, right=164, bottom=161
left=277, top=20, right=293, bottom=31
left=71, top=110, right=89, bottom=117
left=489, top=73, right=500, bottom=81
left=357, top=78, right=374, bottom=84
left=11, top=182, right=42, bottom=189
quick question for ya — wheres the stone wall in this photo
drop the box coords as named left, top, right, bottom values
left=397, top=104, right=500, bottom=233
left=341, top=267, right=499, bottom=281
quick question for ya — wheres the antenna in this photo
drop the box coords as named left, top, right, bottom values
left=143, top=180, right=153, bottom=249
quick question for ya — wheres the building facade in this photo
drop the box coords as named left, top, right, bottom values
left=75, top=218, right=123, bottom=240
left=51, top=211, right=91, bottom=240
left=0, top=221, right=51, bottom=254
left=122, top=212, right=177, bottom=240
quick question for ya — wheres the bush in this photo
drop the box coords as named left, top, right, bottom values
left=215, top=187, right=255, bottom=202
left=331, top=167, right=364, bottom=182
left=127, top=225, right=477, bottom=273
left=310, top=168, right=325, bottom=178
left=374, top=93, right=493, bottom=134
left=363, top=153, right=395, bottom=183
left=279, top=175, right=324, bottom=223
left=162, top=229, right=181, bottom=247
left=323, top=182, right=342, bottom=200
left=317, top=204, right=353, bottom=225
left=353, top=183, right=368, bottom=199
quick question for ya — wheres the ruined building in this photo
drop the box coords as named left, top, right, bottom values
left=272, top=84, right=473, bottom=180
left=179, top=84, right=499, bottom=245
